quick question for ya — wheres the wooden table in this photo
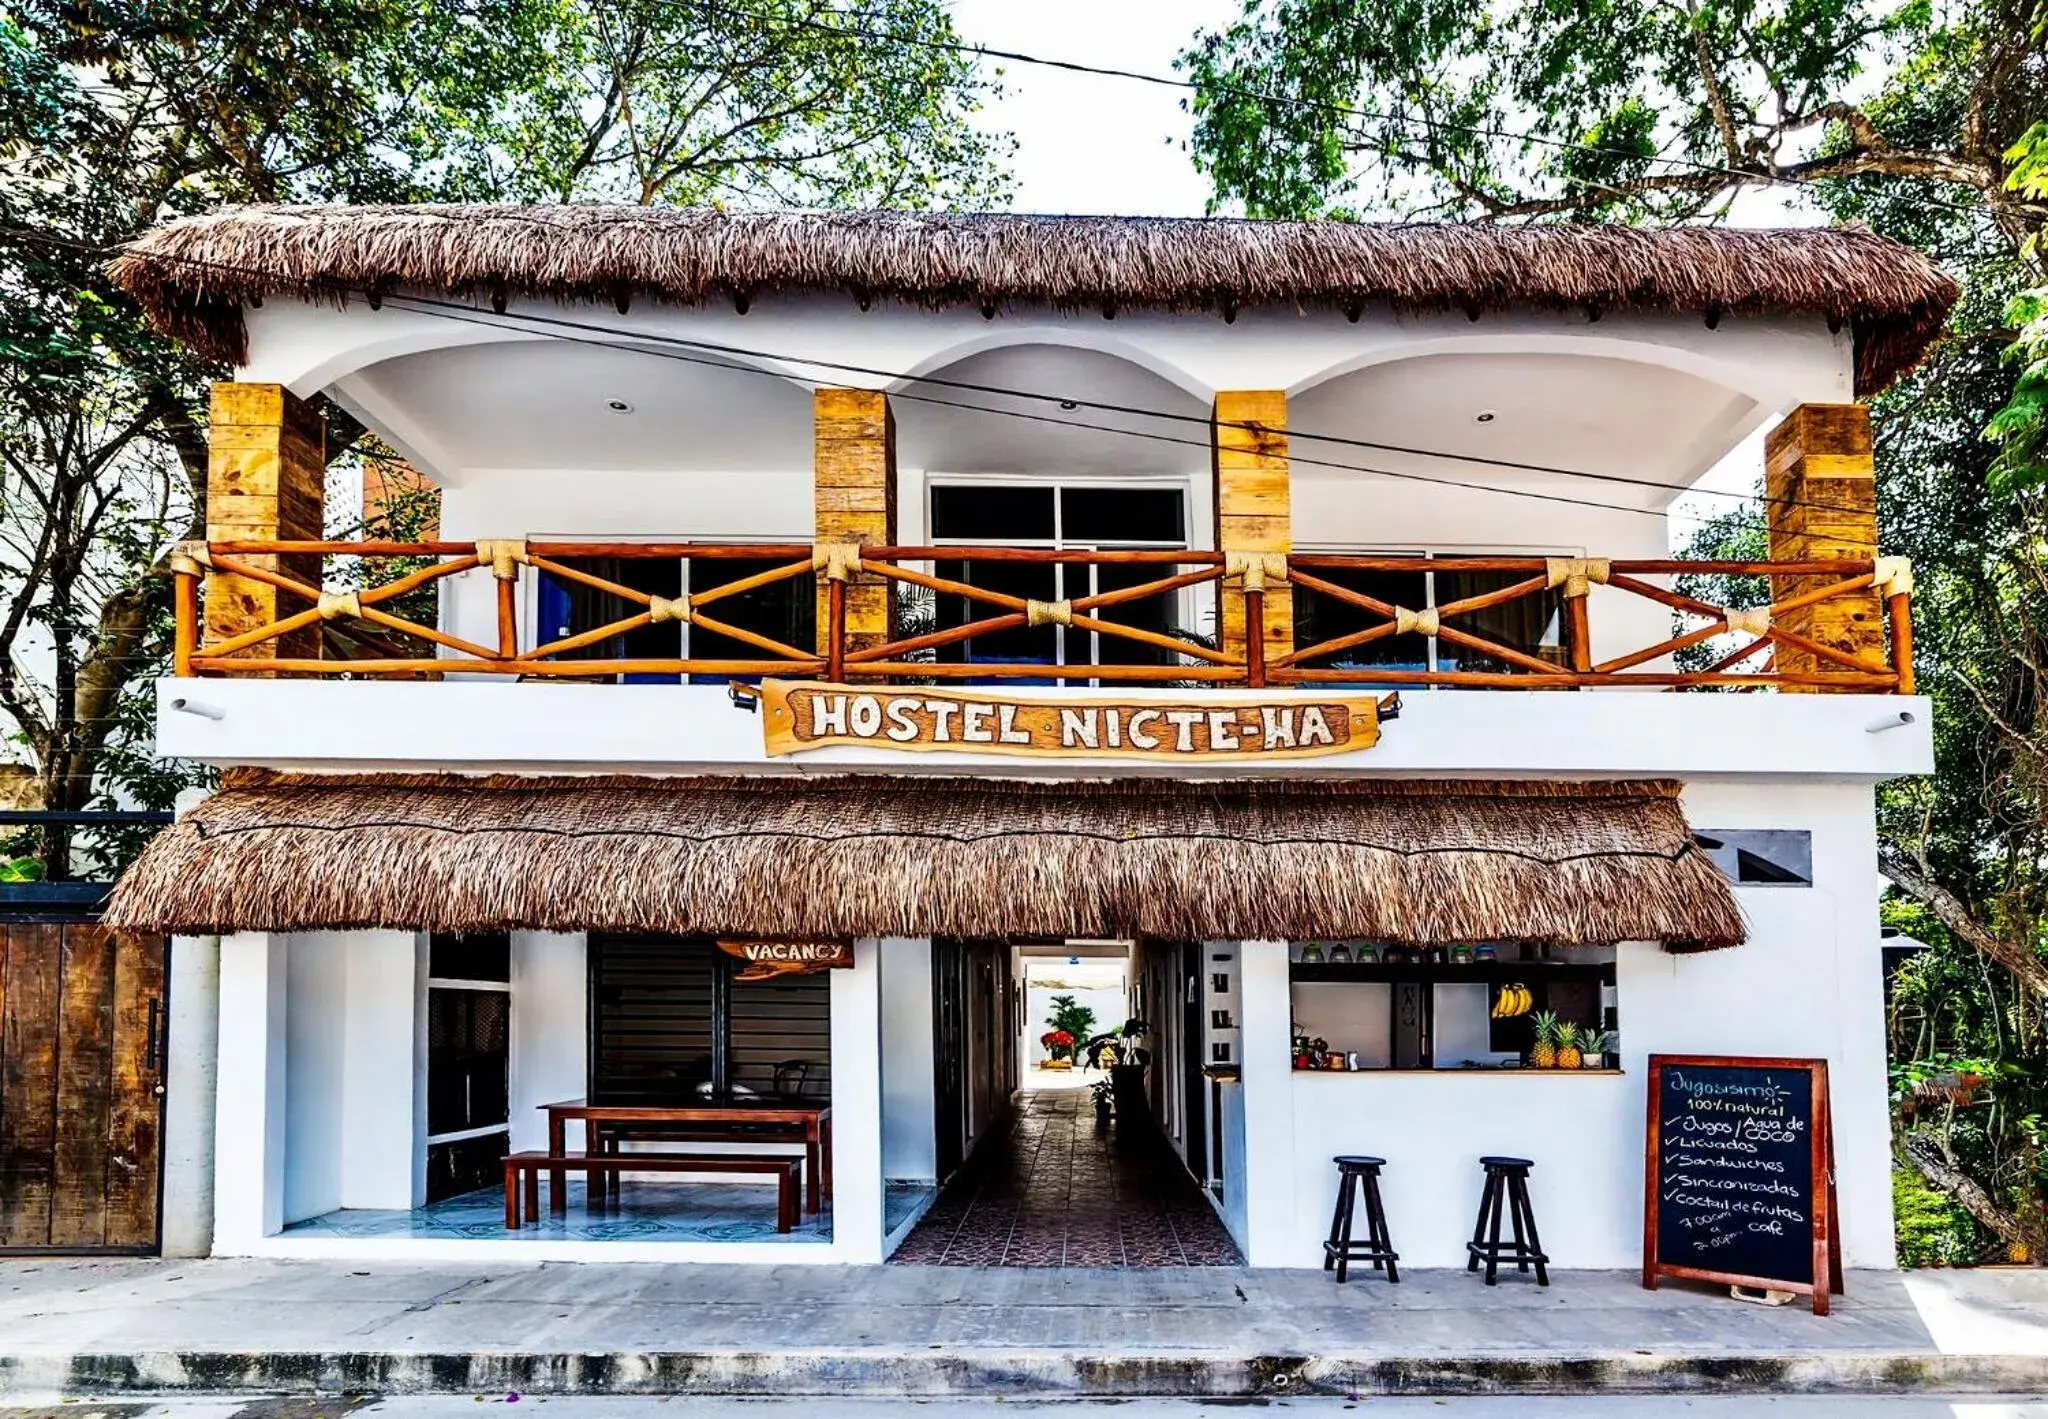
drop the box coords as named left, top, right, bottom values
left=538, top=1099, right=833, bottom=1216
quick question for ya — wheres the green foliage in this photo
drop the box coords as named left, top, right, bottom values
left=1176, top=0, right=1964, bottom=221
left=1894, top=1166, right=1986, bottom=1266
left=1988, top=285, right=2047, bottom=495
left=0, top=0, right=1012, bottom=872
left=1179, top=0, right=2048, bottom=1261
left=325, top=457, right=447, bottom=627
left=479, top=0, right=1012, bottom=208
left=1673, top=506, right=1768, bottom=676
left=1045, top=993, right=1098, bottom=1046
left=1987, top=122, right=2048, bottom=492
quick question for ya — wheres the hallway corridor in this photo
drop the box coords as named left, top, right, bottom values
left=891, top=1090, right=1242, bottom=1267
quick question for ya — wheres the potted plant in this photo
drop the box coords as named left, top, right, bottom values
left=1039, top=1028, right=1077, bottom=1068
left=1583, top=1029, right=1613, bottom=1069
left=1082, top=1018, right=1153, bottom=1131
left=1044, top=993, right=1096, bottom=1065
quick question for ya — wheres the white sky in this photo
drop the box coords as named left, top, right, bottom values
left=948, top=0, right=1242, bottom=218
left=944, top=1, right=1832, bottom=545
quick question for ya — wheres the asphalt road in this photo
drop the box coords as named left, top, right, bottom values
left=5, top=1397, right=2048, bottom=1418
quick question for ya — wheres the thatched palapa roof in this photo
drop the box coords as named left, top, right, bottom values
left=107, top=206, right=1955, bottom=394
left=106, top=771, right=1745, bottom=950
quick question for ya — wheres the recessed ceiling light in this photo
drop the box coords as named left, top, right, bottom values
left=1474, top=410, right=1498, bottom=423
left=607, top=399, right=633, bottom=413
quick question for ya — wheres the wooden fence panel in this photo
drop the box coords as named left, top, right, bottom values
left=0, top=925, right=60, bottom=1247
left=50, top=926, right=113, bottom=1248
left=0, top=924, right=165, bottom=1253
left=105, top=930, right=167, bottom=1249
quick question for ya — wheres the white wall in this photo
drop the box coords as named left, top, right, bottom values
left=214, top=932, right=286, bottom=1250
left=1246, top=778, right=1897, bottom=1271
left=283, top=929, right=584, bottom=1209
left=161, top=934, right=221, bottom=1257
left=510, top=932, right=588, bottom=1152
left=281, top=930, right=424, bottom=1222
left=282, top=937, right=346, bottom=1222
left=1647, top=779, right=1893, bottom=1268
left=157, top=680, right=1934, bottom=783
left=880, top=937, right=937, bottom=1184
left=1289, top=981, right=1393, bottom=1067
left=209, top=928, right=896, bottom=1263
left=341, top=932, right=425, bottom=1209
left=1236, top=939, right=1296, bottom=1265
left=1217, top=1079, right=1249, bottom=1251
left=829, top=939, right=887, bottom=1262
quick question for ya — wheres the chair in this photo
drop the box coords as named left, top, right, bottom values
left=1322, top=1155, right=1400, bottom=1283
left=1466, top=1156, right=1549, bottom=1285
left=772, top=1059, right=814, bottom=1100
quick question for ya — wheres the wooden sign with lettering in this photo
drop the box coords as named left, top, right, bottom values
left=761, top=681, right=1383, bottom=761
left=1643, top=1055, right=1843, bottom=1314
left=717, top=938, right=853, bottom=982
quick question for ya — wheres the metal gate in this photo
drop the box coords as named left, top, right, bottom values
left=0, top=923, right=167, bottom=1253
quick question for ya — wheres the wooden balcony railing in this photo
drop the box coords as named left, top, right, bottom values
left=170, top=539, right=1916, bottom=693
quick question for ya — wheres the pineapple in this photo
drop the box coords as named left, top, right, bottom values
left=1530, top=1011, right=1562, bottom=1068
left=1554, top=1022, right=1584, bottom=1071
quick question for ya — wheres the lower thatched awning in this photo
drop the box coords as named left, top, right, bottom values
left=105, top=771, right=1745, bottom=951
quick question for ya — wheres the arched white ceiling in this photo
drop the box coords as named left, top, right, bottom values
left=893, top=344, right=1212, bottom=476
left=1289, top=351, right=1763, bottom=500
left=338, top=338, right=815, bottom=477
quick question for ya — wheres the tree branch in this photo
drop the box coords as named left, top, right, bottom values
left=1684, top=0, right=1745, bottom=169
left=1878, top=840, right=2048, bottom=998
left=1900, top=1132, right=2027, bottom=1248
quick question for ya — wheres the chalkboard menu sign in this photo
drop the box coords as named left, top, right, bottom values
left=1642, top=1055, right=1842, bottom=1315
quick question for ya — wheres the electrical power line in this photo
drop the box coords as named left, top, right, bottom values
left=4, top=220, right=1881, bottom=540
left=376, top=286, right=1847, bottom=533
left=661, top=0, right=2003, bottom=221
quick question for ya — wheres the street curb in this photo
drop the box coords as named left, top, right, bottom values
left=4, top=1349, right=2048, bottom=1398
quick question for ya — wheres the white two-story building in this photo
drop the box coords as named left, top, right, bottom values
left=107, top=206, right=1952, bottom=1276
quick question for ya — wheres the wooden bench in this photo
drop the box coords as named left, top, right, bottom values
left=502, top=1151, right=802, bottom=1232
left=591, top=1124, right=820, bottom=1213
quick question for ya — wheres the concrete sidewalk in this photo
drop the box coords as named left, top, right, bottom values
left=2, top=1259, right=2046, bottom=1399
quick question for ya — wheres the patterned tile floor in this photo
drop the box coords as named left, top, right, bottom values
left=884, top=1180, right=935, bottom=1235
left=890, top=1090, right=1242, bottom=1267
left=283, top=1178, right=831, bottom=1244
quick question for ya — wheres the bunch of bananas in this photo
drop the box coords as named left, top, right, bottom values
left=1490, top=983, right=1534, bottom=1019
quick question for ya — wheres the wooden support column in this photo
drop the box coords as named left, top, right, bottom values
left=205, top=383, right=325, bottom=667
left=813, top=388, right=897, bottom=672
left=1214, top=391, right=1292, bottom=677
left=1764, top=403, right=1883, bottom=690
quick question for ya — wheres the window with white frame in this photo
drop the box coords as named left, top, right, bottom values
left=424, top=932, right=512, bottom=1202
left=533, top=552, right=815, bottom=685
left=1291, top=551, right=1566, bottom=683
left=924, top=479, right=1193, bottom=681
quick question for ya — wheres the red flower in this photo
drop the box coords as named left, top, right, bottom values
left=1040, top=1030, right=1076, bottom=1048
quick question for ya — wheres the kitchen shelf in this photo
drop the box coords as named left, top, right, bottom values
left=1288, top=960, right=1615, bottom=985
left=1292, top=1066, right=1624, bottom=1076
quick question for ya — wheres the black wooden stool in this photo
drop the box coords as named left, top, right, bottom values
left=1322, top=1155, right=1400, bottom=1283
left=1466, top=1155, right=1549, bottom=1285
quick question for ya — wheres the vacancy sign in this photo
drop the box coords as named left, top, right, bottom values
left=760, top=680, right=1383, bottom=761
left=717, top=938, right=854, bottom=981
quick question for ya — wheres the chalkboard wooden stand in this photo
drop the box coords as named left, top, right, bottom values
left=1642, top=1055, right=1844, bottom=1315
